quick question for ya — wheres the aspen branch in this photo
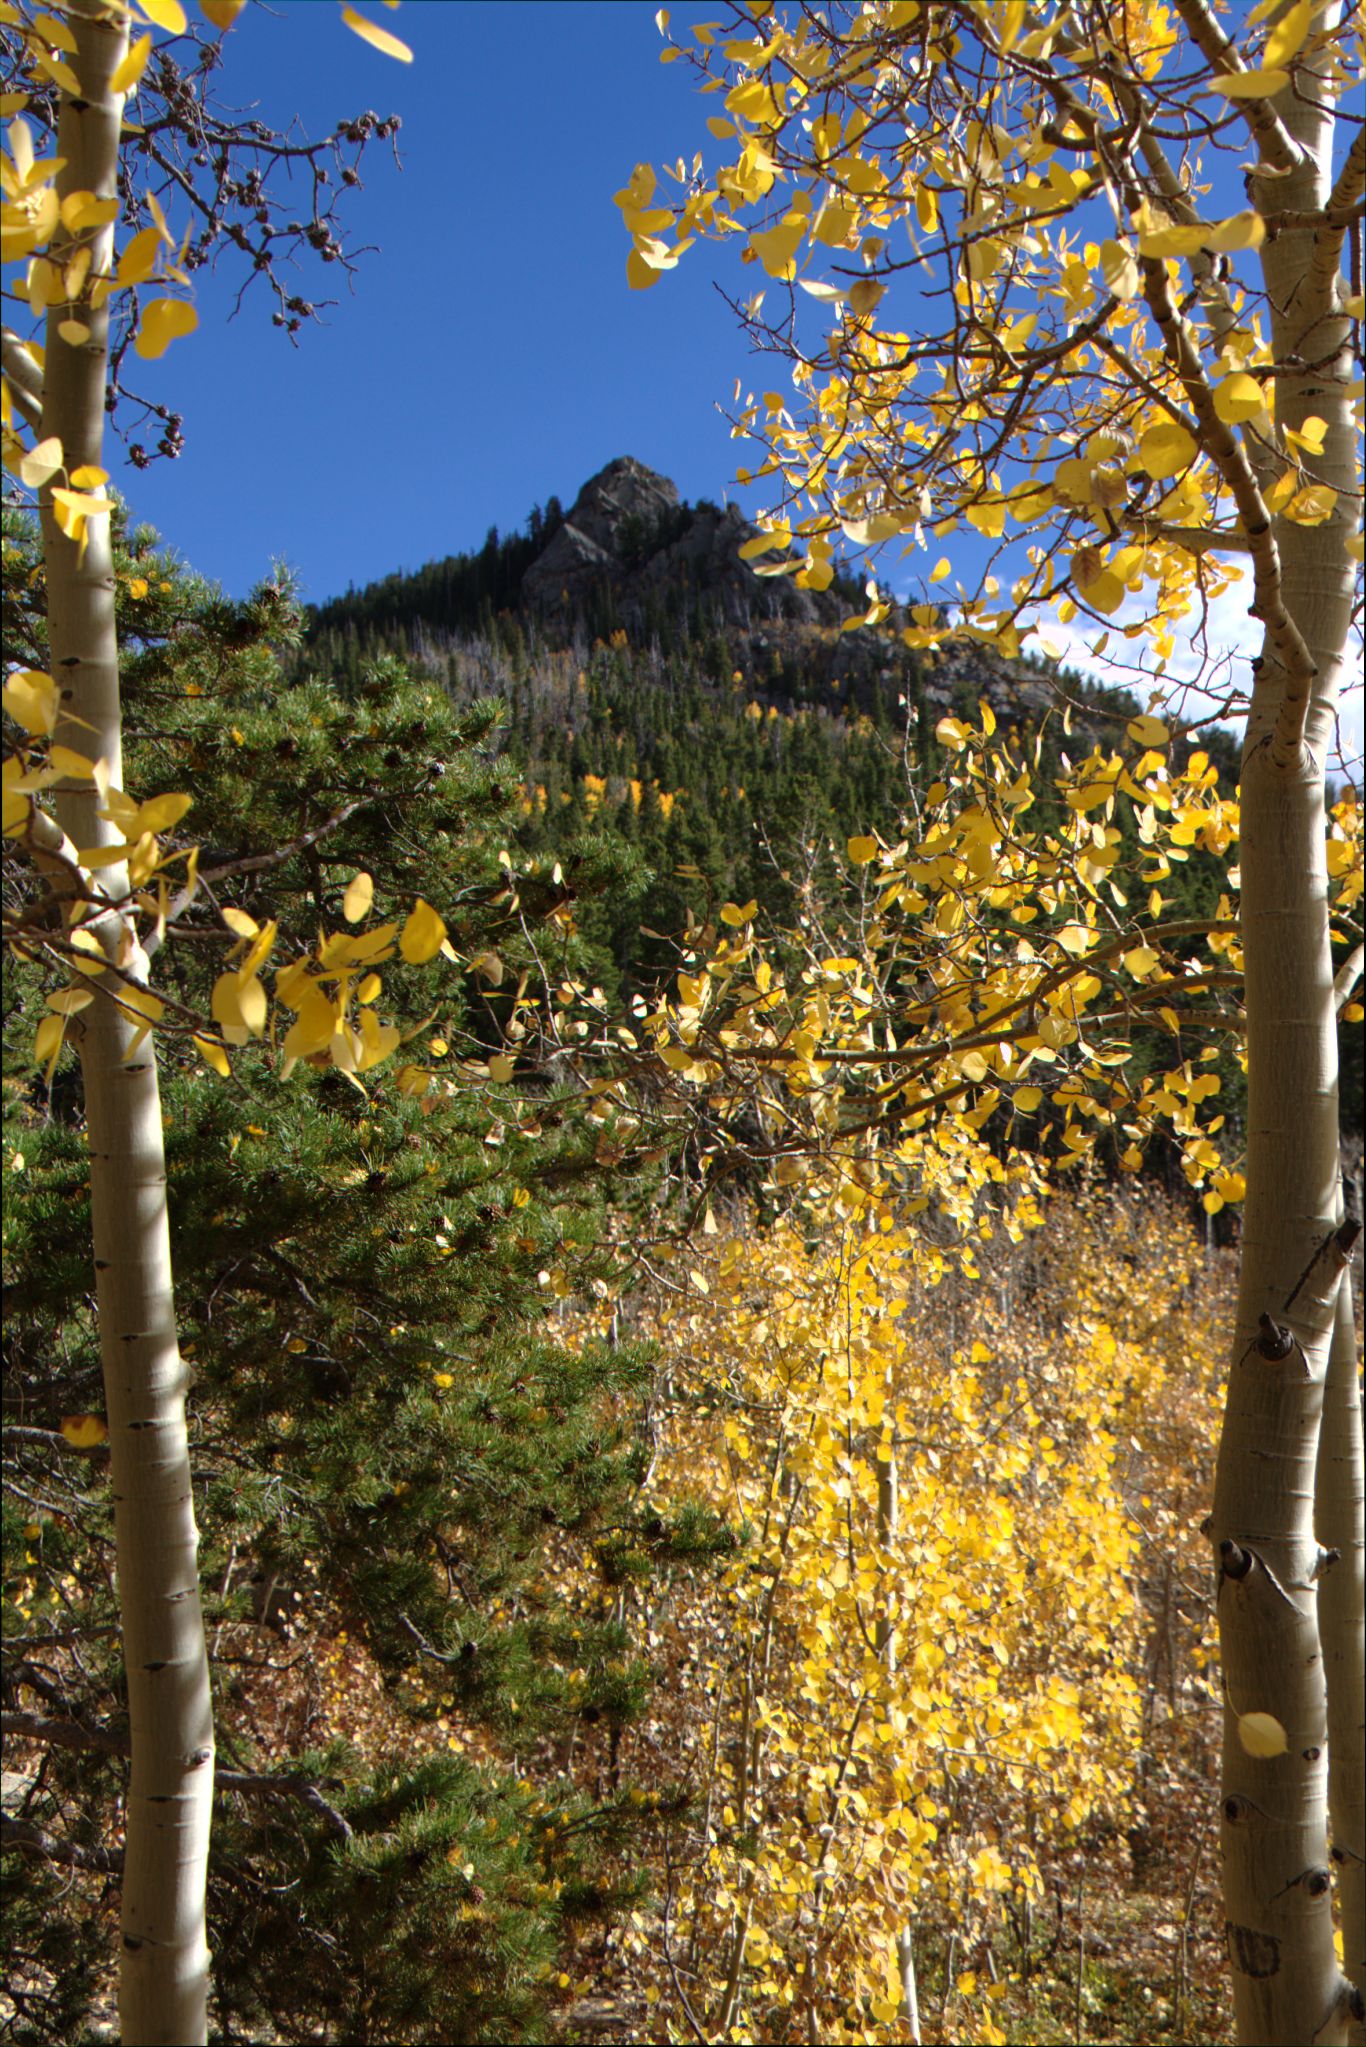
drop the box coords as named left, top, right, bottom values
left=1305, top=125, right=1366, bottom=319
left=1139, top=253, right=1316, bottom=766
left=1, top=323, right=44, bottom=433
left=1334, top=944, right=1363, bottom=1014
left=1120, top=519, right=1254, bottom=555
left=1169, top=0, right=1304, bottom=173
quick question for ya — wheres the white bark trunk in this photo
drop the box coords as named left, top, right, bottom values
left=1210, top=17, right=1359, bottom=2037
left=1317, top=1270, right=1365, bottom=2041
left=40, top=9, right=214, bottom=2041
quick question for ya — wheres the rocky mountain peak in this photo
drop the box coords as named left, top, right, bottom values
left=520, top=455, right=840, bottom=633
left=563, top=456, right=680, bottom=554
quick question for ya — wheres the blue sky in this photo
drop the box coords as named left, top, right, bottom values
left=111, top=0, right=753, bottom=604
left=22, top=0, right=1359, bottom=764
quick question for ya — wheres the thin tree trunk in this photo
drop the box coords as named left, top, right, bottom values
left=1210, top=19, right=1359, bottom=2036
left=878, top=1430, right=920, bottom=2045
left=39, top=9, right=214, bottom=2041
left=1317, top=1268, right=1365, bottom=2041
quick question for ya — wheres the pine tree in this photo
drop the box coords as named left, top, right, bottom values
left=3, top=513, right=717, bottom=2044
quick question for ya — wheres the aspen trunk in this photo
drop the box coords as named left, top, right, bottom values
left=1317, top=1272, right=1365, bottom=2039
left=1210, top=22, right=1359, bottom=2036
left=40, top=9, right=215, bottom=2041
left=877, top=1434, right=921, bottom=2046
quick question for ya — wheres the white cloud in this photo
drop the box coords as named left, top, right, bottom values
left=1034, top=579, right=1363, bottom=779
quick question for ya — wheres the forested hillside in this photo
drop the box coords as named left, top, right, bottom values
left=298, top=459, right=1360, bottom=1141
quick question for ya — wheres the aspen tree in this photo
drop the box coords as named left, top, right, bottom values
left=1, top=5, right=411, bottom=2036
left=23, top=14, right=214, bottom=2040
left=629, top=4, right=1364, bottom=2038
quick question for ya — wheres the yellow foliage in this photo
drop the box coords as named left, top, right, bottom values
left=626, top=1176, right=1226, bottom=2041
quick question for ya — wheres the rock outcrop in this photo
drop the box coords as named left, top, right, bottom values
left=520, top=455, right=842, bottom=633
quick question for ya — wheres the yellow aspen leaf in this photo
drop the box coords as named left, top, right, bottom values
left=45, top=985, right=94, bottom=1015
left=812, top=199, right=858, bottom=246
left=60, top=1414, right=108, bottom=1448
left=67, top=929, right=106, bottom=974
left=33, top=1012, right=65, bottom=1072
left=847, top=835, right=878, bottom=864
left=965, top=498, right=1006, bottom=538
left=400, top=897, right=447, bottom=964
left=29, top=47, right=80, bottom=96
left=915, top=182, right=938, bottom=235
left=929, top=557, right=951, bottom=583
left=1282, top=483, right=1336, bottom=526
left=340, top=7, right=413, bottom=62
left=1238, top=1711, right=1287, bottom=1757
left=282, top=990, right=337, bottom=1061
left=355, top=1010, right=399, bottom=1069
left=130, top=790, right=191, bottom=833
left=32, top=10, right=77, bottom=52
left=487, top=1054, right=516, bottom=1082
left=237, top=974, right=267, bottom=1035
left=1207, top=210, right=1266, bottom=252
left=1207, top=68, right=1291, bottom=96
left=720, top=898, right=758, bottom=923
left=60, top=191, right=118, bottom=232
left=749, top=211, right=807, bottom=279
left=1263, top=0, right=1312, bottom=67
left=1014, top=1085, right=1043, bottom=1111
left=3, top=667, right=60, bottom=733
left=199, top=0, right=246, bottom=26
left=798, top=276, right=847, bottom=306
left=1123, top=946, right=1159, bottom=977
left=1056, top=923, right=1095, bottom=956
left=193, top=1034, right=231, bottom=1076
left=1099, top=238, right=1139, bottom=300
left=64, top=250, right=92, bottom=316
left=57, top=319, right=90, bottom=345
left=133, top=297, right=198, bottom=360
left=1137, top=221, right=1211, bottom=258
left=1077, top=569, right=1125, bottom=615
left=343, top=870, right=374, bottom=923
left=1138, top=421, right=1196, bottom=479
left=17, top=436, right=64, bottom=488
left=210, top=970, right=250, bottom=1039
left=1127, top=714, right=1170, bottom=746
left=110, top=33, right=152, bottom=92
left=1283, top=415, right=1327, bottom=455
left=116, top=226, right=163, bottom=285
left=50, top=487, right=110, bottom=556
left=138, top=0, right=188, bottom=28
left=739, top=528, right=789, bottom=559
